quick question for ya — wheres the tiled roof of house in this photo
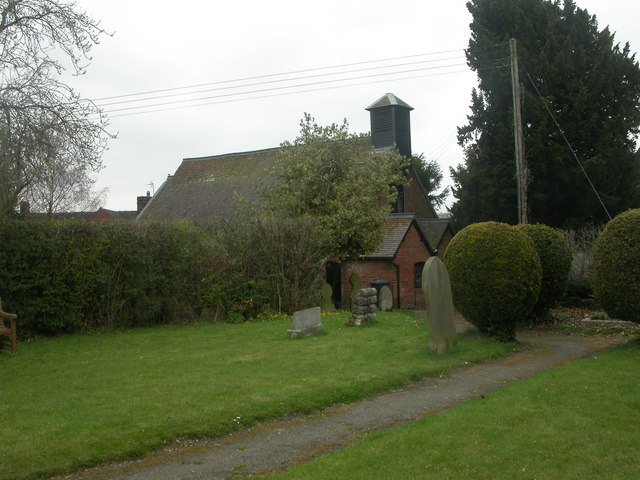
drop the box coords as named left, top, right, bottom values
left=138, top=147, right=280, bottom=222
left=365, top=214, right=429, bottom=259
left=416, top=218, right=452, bottom=252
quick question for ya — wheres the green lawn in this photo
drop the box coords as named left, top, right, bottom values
left=0, top=311, right=515, bottom=480
left=268, top=339, right=640, bottom=480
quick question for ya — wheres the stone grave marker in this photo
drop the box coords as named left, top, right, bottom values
left=287, top=306, right=324, bottom=338
left=421, top=257, right=457, bottom=354
left=347, top=288, right=377, bottom=326
left=318, top=282, right=336, bottom=312
left=379, top=285, right=393, bottom=311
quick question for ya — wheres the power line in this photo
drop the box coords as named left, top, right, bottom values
left=96, top=55, right=467, bottom=107
left=102, top=59, right=508, bottom=117
left=94, top=48, right=473, bottom=102
left=107, top=68, right=484, bottom=119
left=103, top=62, right=472, bottom=114
left=94, top=42, right=509, bottom=104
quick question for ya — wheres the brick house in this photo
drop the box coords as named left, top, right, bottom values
left=139, top=93, right=454, bottom=309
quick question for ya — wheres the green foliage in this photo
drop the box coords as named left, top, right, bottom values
left=409, top=154, right=449, bottom=210
left=0, top=220, right=208, bottom=338
left=592, top=209, right=640, bottom=322
left=514, top=224, right=572, bottom=318
left=444, top=222, right=541, bottom=341
left=212, top=216, right=327, bottom=315
left=262, top=113, right=409, bottom=260
left=452, top=0, right=640, bottom=229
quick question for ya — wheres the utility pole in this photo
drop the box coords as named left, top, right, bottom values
left=510, top=38, right=528, bottom=224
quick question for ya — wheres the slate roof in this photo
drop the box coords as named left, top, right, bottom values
left=23, top=208, right=137, bottom=222
left=365, top=214, right=434, bottom=259
left=416, top=218, right=452, bottom=253
left=366, top=93, right=414, bottom=111
left=139, top=147, right=279, bottom=222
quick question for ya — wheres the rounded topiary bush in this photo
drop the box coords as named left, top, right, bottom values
left=514, top=224, right=572, bottom=318
left=444, top=222, right=541, bottom=341
left=592, top=209, right=640, bottom=323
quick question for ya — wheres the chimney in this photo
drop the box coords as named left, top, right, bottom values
left=366, top=93, right=414, bottom=159
left=137, top=191, right=152, bottom=214
left=19, top=201, right=30, bottom=216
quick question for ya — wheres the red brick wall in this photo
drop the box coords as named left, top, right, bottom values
left=339, top=222, right=432, bottom=310
left=393, top=223, right=432, bottom=309
left=404, top=169, right=438, bottom=219
left=341, top=259, right=398, bottom=308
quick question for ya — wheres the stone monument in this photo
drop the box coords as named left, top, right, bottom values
left=379, top=285, right=393, bottom=311
left=287, top=307, right=324, bottom=338
left=347, top=288, right=377, bottom=326
left=318, top=282, right=336, bottom=312
left=422, top=257, right=457, bottom=354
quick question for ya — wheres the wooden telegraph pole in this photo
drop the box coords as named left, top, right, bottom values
left=510, top=38, right=528, bottom=224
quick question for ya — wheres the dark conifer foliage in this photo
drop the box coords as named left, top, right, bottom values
left=451, top=0, right=640, bottom=229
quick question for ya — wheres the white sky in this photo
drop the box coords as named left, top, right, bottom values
left=66, top=0, right=640, bottom=212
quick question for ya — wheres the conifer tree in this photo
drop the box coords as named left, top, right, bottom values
left=452, top=0, right=640, bottom=228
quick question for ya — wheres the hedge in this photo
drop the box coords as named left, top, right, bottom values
left=0, top=220, right=208, bottom=338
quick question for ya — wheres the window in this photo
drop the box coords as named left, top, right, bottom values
left=414, top=262, right=425, bottom=288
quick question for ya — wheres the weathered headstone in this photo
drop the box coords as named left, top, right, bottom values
left=287, top=307, right=324, bottom=338
left=347, top=288, right=377, bottom=326
left=348, top=273, right=361, bottom=308
left=379, top=285, right=393, bottom=311
left=422, top=257, right=457, bottom=354
left=318, top=282, right=336, bottom=312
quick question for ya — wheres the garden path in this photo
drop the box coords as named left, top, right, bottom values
left=58, top=318, right=628, bottom=480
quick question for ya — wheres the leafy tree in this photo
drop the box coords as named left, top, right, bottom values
left=262, top=113, right=409, bottom=260
left=0, top=0, right=111, bottom=218
left=410, top=154, right=450, bottom=210
left=451, top=0, right=640, bottom=229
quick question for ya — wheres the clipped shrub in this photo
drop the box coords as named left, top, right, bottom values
left=514, top=224, right=572, bottom=318
left=444, top=222, right=541, bottom=341
left=592, top=209, right=640, bottom=323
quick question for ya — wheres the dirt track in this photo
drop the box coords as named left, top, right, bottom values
left=58, top=327, right=628, bottom=480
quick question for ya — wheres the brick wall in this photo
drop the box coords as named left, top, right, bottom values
left=339, top=222, right=432, bottom=310
left=404, top=169, right=438, bottom=219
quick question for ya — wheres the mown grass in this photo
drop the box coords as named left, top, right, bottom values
left=268, top=339, right=640, bottom=480
left=0, top=311, right=516, bottom=480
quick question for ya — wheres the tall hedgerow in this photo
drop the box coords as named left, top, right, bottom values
left=0, top=220, right=209, bottom=338
left=444, top=222, right=541, bottom=341
left=592, top=209, right=640, bottom=322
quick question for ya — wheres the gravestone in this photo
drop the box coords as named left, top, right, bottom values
left=347, top=288, right=377, bottom=326
left=318, top=282, right=336, bottom=312
left=287, top=307, right=324, bottom=338
left=421, top=257, right=457, bottom=354
left=379, top=285, right=393, bottom=311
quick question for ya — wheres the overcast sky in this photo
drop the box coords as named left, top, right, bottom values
left=67, top=0, right=640, bottom=212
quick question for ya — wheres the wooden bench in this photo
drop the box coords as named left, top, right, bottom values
left=0, top=297, right=17, bottom=355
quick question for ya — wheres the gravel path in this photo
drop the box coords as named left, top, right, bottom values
left=59, top=327, right=627, bottom=480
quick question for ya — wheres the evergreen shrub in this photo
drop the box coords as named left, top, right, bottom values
left=592, top=209, right=640, bottom=322
left=514, top=224, right=572, bottom=318
left=0, top=220, right=210, bottom=338
left=444, top=222, right=541, bottom=341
